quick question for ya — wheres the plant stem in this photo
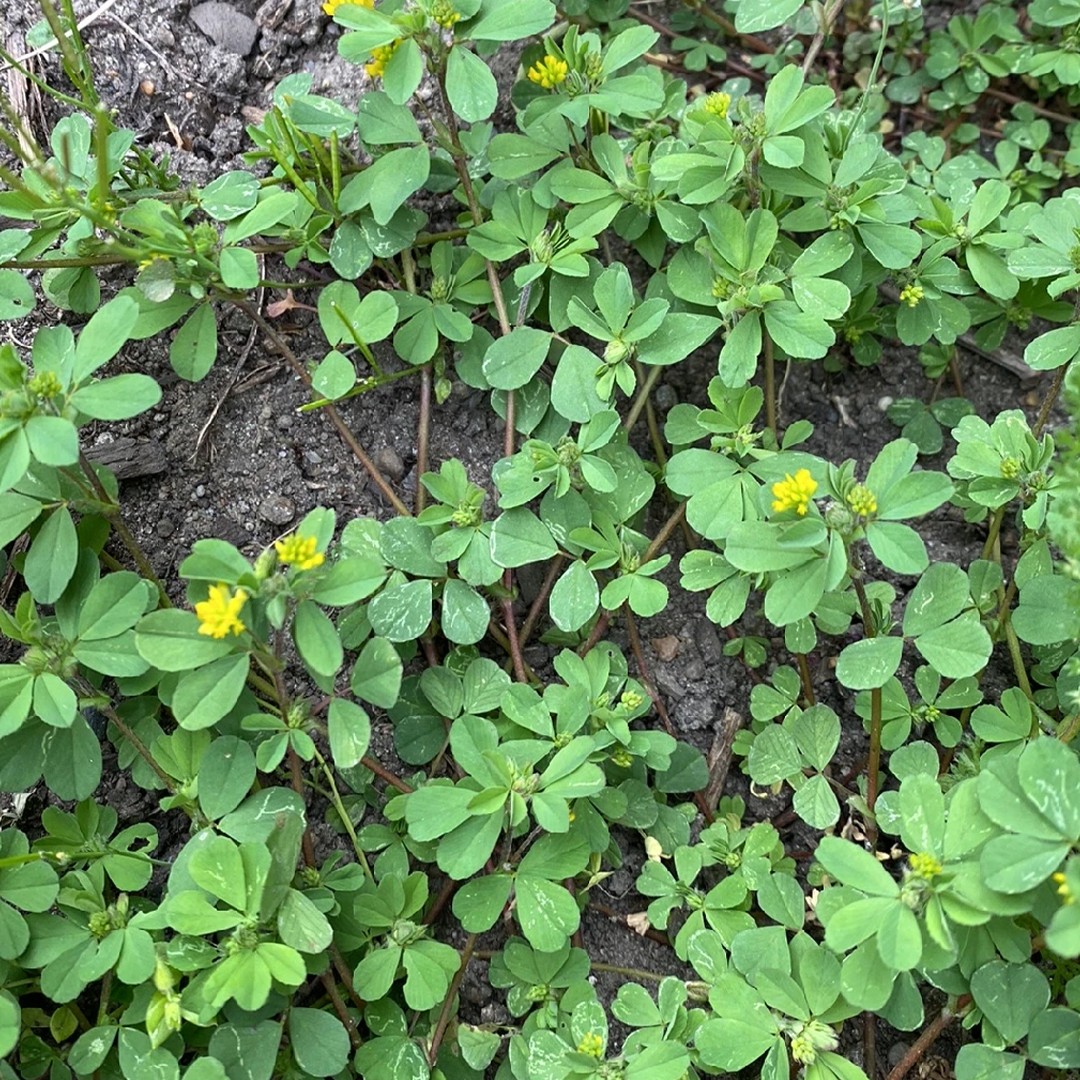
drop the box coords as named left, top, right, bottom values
left=981, top=505, right=1006, bottom=562
left=416, top=362, right=432, bottom=514
left=763, top=330, right=778, bottom=439
left=428, top=933, right=476, bottom=1066
left=314, top=749, right=374, bottom=880
left=79, top=454, right=170, bottom=607
left=1033, top=361, right=1067, bottom=438
left=362, top=755, right=413, bottom=793
left=796, top=653, right=816, bottom=706
left=624, top=365, right=663, bottom=433
left=850, top=572, right=882, bottom=829
left=801, top=0, right=845, bottom=75
left=885, top=997, right=970, bottom=1080
left=520, top=554, right=566, bottom=647
left=590, top=962, right=673, bottom=983
left=232, top=299, right=412, bottom=517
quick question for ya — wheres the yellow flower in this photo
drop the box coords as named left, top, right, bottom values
left=430, top=0, right=460, bottom=28
left=846, top=483, right=878, bottom=517
left=908, top=852, right=943, bottom=881
left=365, top=41, right=399, bottom=79
left=274, top=533, right=325, bottom=571
left=195, top=584, right=247, bottom=639
left=322, top=0, right=374, bottom=16
left=576, top=1032, right=604, bottom=1058
left=771, top=468, right=818, bottom=516
left=1054, top=871, right=1075, bottom=905
left=703, top=91, right=731, bottom=119
left=527, top=55, right=569, bottom=90
left=899, top=283, right=924, bottom=307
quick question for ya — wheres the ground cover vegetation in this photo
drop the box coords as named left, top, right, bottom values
left=1, top=0, right=1080, bottom=1076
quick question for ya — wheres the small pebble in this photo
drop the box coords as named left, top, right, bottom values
left=157, top=519, right=175, bottom=538
left=878, top=395, right=893, bottom=412
left=259, top=494, right=295, bottom=524
left=195, top=484, right=206, bottom=497
left=654, top=383, right=678, bottom=411
left=277, top=414, right=293, bottom=430
left=374, top=446, right=405, bottom=482
left=303, top=450, right=322, bottom=467
left=651, top=635, right=680, bottom=662
left=190, top=2, right=259, bottom=55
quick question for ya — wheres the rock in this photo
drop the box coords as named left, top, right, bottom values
left=654, top=667, right=686, bottom=701
left=651, top=635, right=680, bottom=662
left=694, top=618, right=724, bottom=663
left=653, top=383, right=678, bottom=412
left=684, top=658, right=706, bottom=682
left=156, top=519, right=175, bottom=538
left=190, top=2, right=259, bottom=55
left=374, top=445, right=406, bottom=482
left=259, top=494, right=295, bottom=524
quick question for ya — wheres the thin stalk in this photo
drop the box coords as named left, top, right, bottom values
left=591, top=962, right=678, bottom=983
left=764, top=330, right=777, bottom=438
left=314, top=748, right=374, bottom=880
left=884, top=998, right=970, bottom=1080
left=981, top=505, right=1006, bottom=562
left=288, top=745, right=318, bottom=868
left=319, top=970, right=362, bottom=1049
left=851, top=572, right=882, bottom=827
left=416, top=363, right=431, bottom=513
left=428, top=934, right=476, bottom=1066
left=1033, top=361, right=1067, bottom=438
left=232, top=299, right=412, bottom=516
left=362, top=755, right=413, bottom=793
left=624, top=364, right=663, bottom=433
left=801, top=0, right=845, bottom=75
left=1002, top=610, right=1034, bottom=701
left=796, top=654, right=816, bottom=706
left=79, top=453, right=170, bottom=606
left=520, top=554, right=566, bottom=647
left=298, top=364, right=423, bottom=413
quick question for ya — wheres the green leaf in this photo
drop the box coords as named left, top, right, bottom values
left=293, top=600, right=343, bottom=679
left=793, top=773, right=840, bottom=828
left=549, top=560, right=599, bottom=632
left=835, top=637, right=903, bottom=689
left=452, top=874, right=513, bottom=932
left=24, top=507, right=77, bottom=603
left=482, top=328, right=550, bottom=390
left=200, top=171, right=260, bottom=220
left=446, top=45, right=498, bottom=122
left=327, top=698, right=371, bottom=769
left=865, top=521, right=928, bottom=574
left=173, top=655, right=249, bottom=731
left=1028, top=1008, right=1080, bottom=1069
left=209, top=1022, right=281, bottom=1080
left=817, top=836, right=899, bottom=896
left=970, top=960, right=1049, bottom=1043
left=490, top=508, right=557, bottom=568
left=515, top=876, right=580, bottom=951
left=198, top=736, right=256, bottom=821
left=0, top=270, right=35, bottom=321
left=913, top=611, right=991, bottom=679
left=71, top=295, right=139, bottom=381
left=350, top=637, right=402, bottom=708
left=135, top=610, right=236, bottom=671
left=467, top=0, right=555, bottom=41
left=288, top=1009, right=350, bottom=1077
left=0, top=492, right=41, bottom=546
left=170, top=305, right=218, bottom=381
left=954, top=1045, right=1026, bottom=1080
left=442, top=578, right=489, bottom=645
left=43, top=714, right=101, bottom=800
left=735, top=0, right=804, bottom=34
left=24, top=415, right=77, bottom=465
left=1025, top=325, right=1080, bottom=371
left=368, top=580, right=433, bottom=642
left=875, top=902, right=921, bottom=970
left=981, top=834, right=1069, bottom=893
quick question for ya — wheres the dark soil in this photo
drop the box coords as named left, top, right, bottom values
left=0, top=0, right=1065, bottom=1075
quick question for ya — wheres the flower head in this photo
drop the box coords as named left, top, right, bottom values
left=195, top=584, right=247, bottom=639
left=365, top=41, right=399, bottom=79
left=322, top=0, right=374, bottom=15
left=771, top=468, right=818, bottom=516
left=703, top=91, right=731, bottom=119
left=899, top=283, right=924, bottom=307
left=1054, top=871, right=1075, bottom=905
left=527, top=55, right=569, bottom=90
left=576, top=1032, right=604, bottom=1059
left=430, top=0, right=460, bottom=28
left=274, top=533, right=325, bottom=571
left=908, top=852, right=943, bottom=881
left=846, top=483, right=878, bottom=517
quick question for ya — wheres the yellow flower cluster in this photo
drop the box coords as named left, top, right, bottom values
left=430, top=0, right=460, bottom=28
left=703, top=91, right=731, bottom=118
left=366, top=41, right=399, bottom=79
left=195, top=584, right=247, bottom=639
left=527, top=55, right=569, bottom=89
left=771, top=468, right=817, bottom=516
left=899, top=283, right=924, bottom=307
left=908, top=852, right=943, bottom=880
left=846, top=483, right=878, bottom=517
left=274, top=533, right=325, bottom=571
left=576, top=1032, right=604, bottom=1058
left=1054, top=871, right=1075, bottom=905
left=322, top=0, right=373, bottom=16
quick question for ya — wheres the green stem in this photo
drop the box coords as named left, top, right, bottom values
left=764, top=329, right=777, bottom=440
left=851, top=570, right=882, bottom=826
left=313, top=748, right=374, bottom=880
left=427, top=933, right=477, bottom=1066
left=1033, top=361, right=1067, bottom=439
left=981, top=505, right=1007, bottom=562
